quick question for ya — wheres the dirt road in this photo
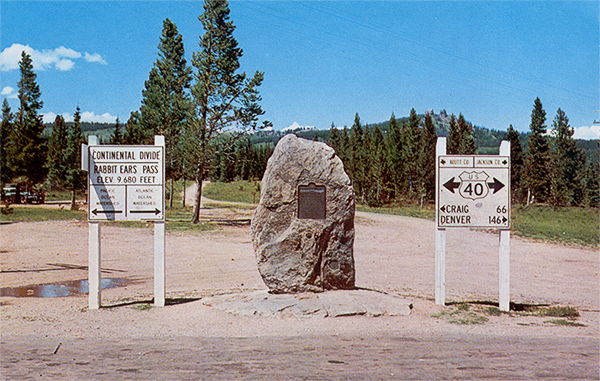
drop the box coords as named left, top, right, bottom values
left=1, top=207, right=598, bottom=379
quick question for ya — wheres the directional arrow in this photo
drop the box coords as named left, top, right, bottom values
left=487, top=178, right=505, bottom=194
left=502, top=216, right=508, bottom=224
left=440, top=159, right=446, bottom=165
left=92, top=209, right=123, bottom=215
left=443, top=177, right=461, bottom=193
left=440, top=205, right=446, bottom=213
left=502, top=159, right=508, bottom=165
left=130, top=208, right=161, bottom=215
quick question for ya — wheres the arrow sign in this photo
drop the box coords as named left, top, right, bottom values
left=443, top=177, right=461, bottom=193
left=130, top=208, right=161, bottom=215
left=502, top=216, right=508, bottom=224
left=487, top=178, right=505, bottom=194
left=92, top=208, right=123, bottom=215
left=440, top=205, right=446, bottom=213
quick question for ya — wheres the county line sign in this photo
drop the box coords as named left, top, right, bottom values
left=88, top=145, right=164, bottom=221
left=437, top=155, right=510, bottom=229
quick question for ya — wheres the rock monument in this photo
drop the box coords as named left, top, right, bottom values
left=251, top=134, right=355, bottom=293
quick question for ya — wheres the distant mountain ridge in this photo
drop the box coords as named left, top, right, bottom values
left=43, top=111, right=597, bottom=162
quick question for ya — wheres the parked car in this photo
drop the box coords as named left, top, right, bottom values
left=25, top=191, right=45, bottom=204
left=1, top=186, right=18, bottom=204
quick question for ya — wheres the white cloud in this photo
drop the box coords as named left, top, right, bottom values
left=1, top=86, right=17, bottom=99
left=572, top=126, right=600, bottom=140
left=42, top=112, right=73, bottom=124
left=282, top=122, right=317, bottom=132
left=81, top=111, right=117, bottom=123
left=84, top=52, right=107, bottom=65
left=55, top=59, right=75, bottom=71
left=0, top=43, right=106, bottom=72
left=43, top=111, right=117, bottom=124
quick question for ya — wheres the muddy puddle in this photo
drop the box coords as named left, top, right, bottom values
left=0, top=278, right=130, bottom=298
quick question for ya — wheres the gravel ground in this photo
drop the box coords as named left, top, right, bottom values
left=1, top=205, right=598, bottom=380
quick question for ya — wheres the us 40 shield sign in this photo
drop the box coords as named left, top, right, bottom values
left=437, top=155, right=510, bottom=229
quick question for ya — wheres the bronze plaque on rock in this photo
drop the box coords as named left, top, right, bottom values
left=298, top=183, right=326, bottom=219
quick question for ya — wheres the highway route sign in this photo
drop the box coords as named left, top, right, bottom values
left=88, top=145, right=164, bottom=221
left=437, top=155, right=510, bottom=229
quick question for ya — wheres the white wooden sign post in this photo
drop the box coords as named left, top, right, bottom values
left=83, top=136, right=166, bottom=309
left=435, top=137, right=511, bottom=311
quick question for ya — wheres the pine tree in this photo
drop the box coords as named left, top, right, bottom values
left=549, top=108, right=585, bottom=206
left=123, top=111, right=144, bottom=144
left=507, top=125, right=524, bottom=204
left=327, top=122, right=341, bottom=154
left=349, top=113, right=364, bottom=200
left=110, top=117, right=122, bottom=144
left=366, top=125, right=389, bottom=206
left=45, top=115, right=68, bottom=189
left=1, top=99, right=14, bottom=183
left=581, top=160, right=599, bottom=208
left=447, top=114, right=460, bottom=155
left=7, top=51, right=46, bottom=185
left=401, top=108, right=422, bottom=200
left=184, top=0, right=266, bottom=223
left=362, top=124, right=372, bottom=201
left=140, top=18, right=193, bottom=208
left=385, top=113, right=402, bottom=201
left=64, top=107, right=84, bottom=209
left=420, top=112, right=437, bottom=202
left=457, top=114, right=476, bottom=154
left=339, top=127, right=350, bottom=170
left=524, top=97, right=550, bottom=203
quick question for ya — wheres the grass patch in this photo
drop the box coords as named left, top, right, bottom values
left=131, top=303, right=153, bottom=311
left=44, top=190, right=86, bottom=202
left=482, top=306, right=504, bottom=316
left=356, top=204, right=436, bottom=220
left=0, top=205, right=86, bottom=223
left=519, top=305, right=580, bottom=319
left=545, top=319, right=585, bottom=327
left=433, top=303, right=489, bottom=325
left=512, top=205, right=599, bottom=247
left=203, top=181, right=261, bottom=204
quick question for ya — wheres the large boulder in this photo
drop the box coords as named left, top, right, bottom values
left=251, top=134, right=355, bottom=293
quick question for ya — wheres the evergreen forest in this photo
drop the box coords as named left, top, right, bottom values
left=2, top=0, right=598, bottom=217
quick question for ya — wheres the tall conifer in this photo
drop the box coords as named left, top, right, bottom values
left=385, top=113, right=402, bottom=201
left=45, top=115, right=68, bottom=188
left=7, top=51, right=46, bottom=184
left=327, top=122, right=341, bottom=154
left=447, top=114, right=460, bottom=155
left=524, top=97, right=550, bottom=203
left=140, top=18, right=193, bottom=208
left=457, top=114, right=476, bottom=154
left=64, top=107, right=84, bottom=209
left=185, top=0, right=266, bottom=223
left=507, top=125, right=524, bottom=204
left=549, top=108, right=585, bottom=206
left=420, top=112, right=437, bottom=202
left=1, top=99, right=13, bottom=183
left=401, top=108, right=422, bottom=199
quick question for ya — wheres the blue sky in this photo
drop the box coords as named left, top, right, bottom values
left=1, top=1, right=598, bottom=139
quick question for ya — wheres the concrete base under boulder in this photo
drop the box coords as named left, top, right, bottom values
left=201, top=289, right=412, bottom=318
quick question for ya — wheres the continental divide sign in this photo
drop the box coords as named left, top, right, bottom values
left=88, top=146, right=164, bottom=221
left=437, top=155, right=510, bottom=229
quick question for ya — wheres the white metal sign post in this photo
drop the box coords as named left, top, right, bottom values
left=435, top=137, right=511, bottom=311
left=84, top=136, right=166, bottom=309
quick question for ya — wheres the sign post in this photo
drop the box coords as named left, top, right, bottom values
left=435, top=137, right=511, bottom=311
left=153, top=135, right=166, bottom=307
left=87, top=135, right=101, bottom=310
left=84, top=136, right=165, bottom=309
